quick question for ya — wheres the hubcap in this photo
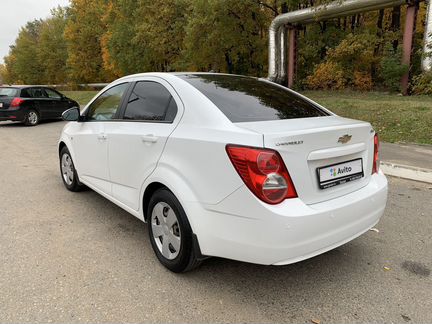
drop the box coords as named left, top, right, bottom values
left=61, top=153, right=74, bottom=185
left=28, top=111, right=38, bottom=124
left=151, top=202, right=181, bottom=260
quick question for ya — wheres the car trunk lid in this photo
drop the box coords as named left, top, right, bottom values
left=235, top=116, right=375, bottom=205
left=0, top=88, right=19, bottom=109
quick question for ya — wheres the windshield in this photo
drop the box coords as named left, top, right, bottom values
left=178, top=74, right=329, bottom=123
left=0, top=88, right=19, bottom=97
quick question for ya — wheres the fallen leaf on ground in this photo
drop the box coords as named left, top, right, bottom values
left=311, top=319, right=321, bottom=324
left=383, top=266, right=391, bottom=271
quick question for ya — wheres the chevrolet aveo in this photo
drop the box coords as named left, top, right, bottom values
left=59, top=73, right=387, bottom=272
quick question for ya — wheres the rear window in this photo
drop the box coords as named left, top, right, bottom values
left=0, top=88, right=18, bottom=97
left=178, top=74, right=329, bottom=122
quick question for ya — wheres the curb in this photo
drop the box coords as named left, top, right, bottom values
left=380, top=162, right=432, bottom=184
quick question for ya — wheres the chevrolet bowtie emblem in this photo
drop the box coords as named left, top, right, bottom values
left=338, top=134, right=352, bottom=144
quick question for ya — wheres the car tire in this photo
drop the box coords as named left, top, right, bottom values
left=59, top=146, right=85, bottom=192
left=148, top=188, right=202, bottom=273
left=24, top=109, right=39, bottom=126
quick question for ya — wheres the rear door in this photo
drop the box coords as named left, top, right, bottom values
left=30, top=88, right=52, bottom=118
left=105, top=78, right=182, bottom=211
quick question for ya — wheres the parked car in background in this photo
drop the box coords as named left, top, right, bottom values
left=0, top=86, right=79, bottom=126
left=59, top=73, right=387, bottom=272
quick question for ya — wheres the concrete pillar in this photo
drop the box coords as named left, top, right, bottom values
left=287, top=28, right=298, bottom=88
left=401, top=1, right=419, bottom=95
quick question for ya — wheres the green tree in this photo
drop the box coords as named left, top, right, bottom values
left=4, top=20, right=43, bottom=84
left=65, top=0, right=112, bottom=83
left=38, top=7, right=69, bottom=84
left=0, top=64, right=6, bottom=84
left=181, top=0, right=271, bottom=76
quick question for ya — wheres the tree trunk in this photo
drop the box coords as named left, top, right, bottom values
left=372, top=9, right=385, bottom=80
left=225, top=53, right=233, bottom=74
left=375, top=9, right=385, bottom=55
left=391, top=5, right=401, bottom=52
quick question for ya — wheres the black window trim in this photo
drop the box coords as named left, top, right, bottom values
left=82, top=82, right=132, bottom=122
left=116, top=80, right=178, bottom=124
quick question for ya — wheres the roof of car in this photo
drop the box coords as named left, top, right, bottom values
left=0, top=85, right=56, bottom=89
left=115, top=72, right=258, bottom=81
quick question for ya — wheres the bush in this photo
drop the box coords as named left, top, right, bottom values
left=306, top=61, right=346, bottom=90
left=379, top=45, right=408, bottom=92
left=353, top=71, right=373, bottom=91
left=412, top=72, right=432, bottom=95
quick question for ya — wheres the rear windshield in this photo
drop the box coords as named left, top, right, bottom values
left=178, top=74, right=329, bottom=122
left=0, top=88, right=18, bottom=97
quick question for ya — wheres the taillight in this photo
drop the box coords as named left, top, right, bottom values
left=226, top=145, right=297, bottom=204
left=372, top=133, right=380, bottom=174
left=10, top=98, right=24, bottom=107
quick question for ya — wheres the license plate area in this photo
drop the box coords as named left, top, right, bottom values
left=317, top=158, right=364, bottom=189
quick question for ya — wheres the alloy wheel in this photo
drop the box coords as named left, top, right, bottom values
left=27, top=111, right=38, bottom=125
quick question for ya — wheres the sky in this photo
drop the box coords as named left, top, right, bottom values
left=0, top=0, right=70, bottom=64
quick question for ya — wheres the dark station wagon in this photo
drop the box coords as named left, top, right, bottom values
left=0, top=86, right=79, bottom=126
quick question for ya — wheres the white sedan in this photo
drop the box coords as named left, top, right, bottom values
left=59, top=73, right=387, bottom=272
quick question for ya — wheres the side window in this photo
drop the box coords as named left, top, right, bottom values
left=45, top=88, right=62, bottom=99
left=87, top=83, right=129, bottom=121
left=123, top=81, right=178, bottom=122
left=24, top=88, right=45, bottom=98
left=20, top=89, right=32, bottom=98
left=33, top=88, right=48, bottom=98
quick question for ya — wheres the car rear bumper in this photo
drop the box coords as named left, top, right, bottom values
left=0, top=109, right=25, bottom=121
left=186, top=172, right=388, bottom=265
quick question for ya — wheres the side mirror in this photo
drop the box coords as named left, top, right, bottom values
left=62, top=107, right=80, bottom=121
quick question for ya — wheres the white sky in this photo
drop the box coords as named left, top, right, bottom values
left=0, top=0, right=70, bottom=64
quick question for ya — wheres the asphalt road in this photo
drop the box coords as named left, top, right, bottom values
left=0, top=120, right=431, bottom=323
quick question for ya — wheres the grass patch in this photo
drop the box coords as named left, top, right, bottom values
left=64, top=90, right=432, bottom=144
left=302, top=91, right=432, bottom=145
left=63, top=91, right=98, bottom=107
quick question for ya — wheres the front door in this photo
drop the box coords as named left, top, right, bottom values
left=73, top=83, right=130, bottom=194
left=44, top=88, right=69, bottom=117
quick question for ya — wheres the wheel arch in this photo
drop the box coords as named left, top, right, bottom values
left=142, top=182, right=168, bottom=222
left=57, top=135, right=78, bottom=172
left=24, top=102, right=41, bottom=117
left=58, top=141, right=67, bottom=156
left=141, top=178, right=207, bottom=263
left=140, top=167, right=199, bottom=229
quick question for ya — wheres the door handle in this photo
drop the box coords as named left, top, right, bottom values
left=97, top=134, right=107, bottom=141
left=141, top=134, right=158, bottom=143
